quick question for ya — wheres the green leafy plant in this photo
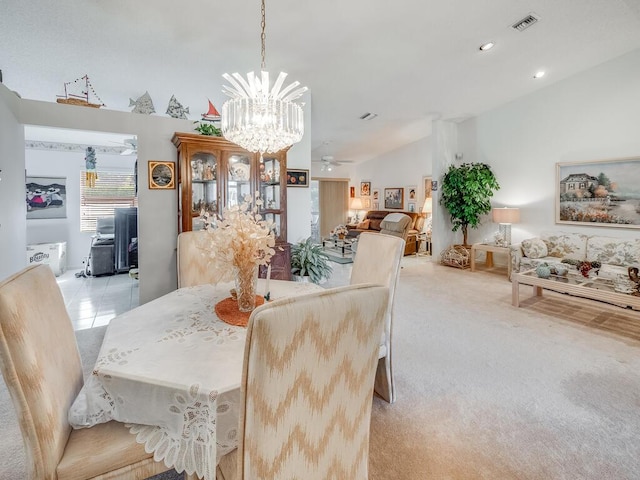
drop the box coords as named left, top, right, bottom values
left=290, top=237, right=333, bottom=284
left=194, top=121, right=222, bottom=136
left=440, top=162, right=500, bottom=246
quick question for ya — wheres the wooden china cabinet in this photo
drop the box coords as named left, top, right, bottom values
left=171, top=132, right=292, bottom=280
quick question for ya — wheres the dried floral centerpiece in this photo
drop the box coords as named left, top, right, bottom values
left=202, top=193, right=276, bottom=313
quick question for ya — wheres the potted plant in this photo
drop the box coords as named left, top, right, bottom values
left=290, top=237, right=333, bottom=284
left=440, top=162, right=500, bottom=247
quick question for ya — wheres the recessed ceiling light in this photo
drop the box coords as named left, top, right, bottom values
left=533, top=71, right=546, bottom=79
left=479, top=42, right=495, bottom=51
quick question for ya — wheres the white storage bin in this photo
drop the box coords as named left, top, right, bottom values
left=26, top=242, right=67, bottom=277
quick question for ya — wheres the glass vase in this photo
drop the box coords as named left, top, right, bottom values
left=235, top=264, right=259, bottom=312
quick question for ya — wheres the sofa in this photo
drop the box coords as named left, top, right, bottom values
left=510, top=231, right=640, bottom=281
left=346, top=210, right=425, bottom=255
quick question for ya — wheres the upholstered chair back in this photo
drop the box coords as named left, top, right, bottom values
left=177, top=230, right=219, bottom=288
left=0, top=265, right=83, bottom=478
left=236, top=284, right=389, bottom=480
left=350, top=232, right=404, bottom=403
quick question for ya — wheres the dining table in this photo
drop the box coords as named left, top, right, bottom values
left=68, top=279, right=323, bottom=480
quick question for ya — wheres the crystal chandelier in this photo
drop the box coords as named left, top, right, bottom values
left=221, top=0, right=307, bottom=155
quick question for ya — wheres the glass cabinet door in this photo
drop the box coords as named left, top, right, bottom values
left=191, top=152, right=217, bottom=230
left=259, top=156, right=283, bottom=239
left=226, top=154, right=252, bottom=207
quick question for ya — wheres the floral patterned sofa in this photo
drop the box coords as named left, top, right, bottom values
left=510, top=231, right=640, bottom=281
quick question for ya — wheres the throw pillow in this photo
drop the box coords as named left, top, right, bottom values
left=357, top=219, right=370, bottom=230
left=522, top=238, right=548, bottom=259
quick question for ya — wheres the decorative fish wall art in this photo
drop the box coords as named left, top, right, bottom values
left=166, top=95, right=190, bottom=119
left=129, top=91, right=155, bottom=115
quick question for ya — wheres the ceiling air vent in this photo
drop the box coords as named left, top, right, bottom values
left=359, top=112, right=378, bottom=121
left=511, top=13, right=540, bottom=32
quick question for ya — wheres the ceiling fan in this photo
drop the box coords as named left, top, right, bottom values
left=313, top=155, right=353, bottom=171
left=110, top=137, right=138, bottom=156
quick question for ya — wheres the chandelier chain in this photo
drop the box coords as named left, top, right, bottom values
left=260, top=0, right=266, bottom=70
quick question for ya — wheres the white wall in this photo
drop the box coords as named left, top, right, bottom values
left=354, top=136, right=432, bottom=211
left=25, top=148, right=136, bottom=268
left=0, top=87, right=312, bottom=302
left=2, top=92, right=193, bottom=302
left=459, top=48, right=640, bottom=246
left=285, top=91, right=313, bottom=244
left=0, top=87, right=27, bottom=281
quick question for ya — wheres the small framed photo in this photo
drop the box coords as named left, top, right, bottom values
left=350, top=186, right=355, bottom=198
left=360, top=181, right=371, bottom=197
left=384, top=187, right=404, bottom=209
left=407, top=185, right=417, bottom=201
left=408, top=202, right=416, bottom=212
left=373, top=201, right=380, bottom=210
left=286, top=169, right=309, bottom=187
left=363, top=197, right=372, bottom=209
left=372, top=189, right=380, bottom=201
left=148, top=161, right=175, bottom=189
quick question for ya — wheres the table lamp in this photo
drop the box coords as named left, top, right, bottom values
left=492, top=207, right=520, bottom=246
left=422, top=198, right=433, bottom=235
left=350, top=197, right=364, bottom=223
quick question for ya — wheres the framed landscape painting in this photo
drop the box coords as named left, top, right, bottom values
left=384, top=187, right=404, bottom=209
left=556, top=157, right=640, bottom=229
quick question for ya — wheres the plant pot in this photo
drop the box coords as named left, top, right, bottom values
left=292, top=275, right=311, bottom=283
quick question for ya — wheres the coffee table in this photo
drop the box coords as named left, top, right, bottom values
left=322, top=237, right=354, bottom=257
left=512, top=269, right=640, bottom=311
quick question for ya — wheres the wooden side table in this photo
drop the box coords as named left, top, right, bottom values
left=470, top=243, right=511, bottom=279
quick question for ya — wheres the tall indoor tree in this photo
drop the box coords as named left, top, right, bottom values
left=440, top=162, right=500, bottom=247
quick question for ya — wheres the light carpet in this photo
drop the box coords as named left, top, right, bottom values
left=2, top=257, right=640, bottom=479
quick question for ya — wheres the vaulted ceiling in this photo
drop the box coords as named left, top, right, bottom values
left=3, top=0, right=640, bottom=162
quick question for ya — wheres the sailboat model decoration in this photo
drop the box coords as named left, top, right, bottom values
left=56, top=75, right=105, bottom=108
left=202, top=99, right=221, bottom=122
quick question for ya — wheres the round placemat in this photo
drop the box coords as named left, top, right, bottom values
left=215, top=296, right=265, bottom=327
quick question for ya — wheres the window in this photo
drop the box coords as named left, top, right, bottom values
left=80, top=170, right=137, bottom=232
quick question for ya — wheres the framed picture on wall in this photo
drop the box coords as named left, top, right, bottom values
left=350, top=186, right=355, bottom=198
left=148, top=161, right=175, bottom=189
left=373, top=201, right=380, bottom=210
left=408, top=202, right=416, bottom=212
left=372, top=189, right=379, bottom=201
left=363, top=197, right=371, bottom=209
left=556, top=157, right=640, bottom=228
left=384, top=187, right=404, bottom=209
left=26, top=176, right=67, bottom=219
left=407, top=185, right=417, bottom=201
left=360, top=181, right=371, bottom=197
left=286, top=169, right=309, bottom=187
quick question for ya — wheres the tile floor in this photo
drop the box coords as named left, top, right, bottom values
left=56, top=268, right=139, bottom=331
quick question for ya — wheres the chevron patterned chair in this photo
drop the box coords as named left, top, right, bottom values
left=0, top=265, right=170, bottom=479
left=350, top=232, right=405, bottom=404
left=177, top=230, right=219, bottom=288
left=216, top=283, right=389, bottom=480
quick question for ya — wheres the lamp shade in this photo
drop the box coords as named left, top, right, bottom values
left=350, top=197, right=364, bottom=210
left=422, top=197, right=433, bottom=214
left=492, top=207, right=520, bottom=224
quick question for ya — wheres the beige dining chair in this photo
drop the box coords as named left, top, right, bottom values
left=177, top=230, right=219, bottom=288
left=215, top=284, right=389, bottom=480
left=0, top=265, right=170, bottom=480
left=350, top=231, right=405, bottom=404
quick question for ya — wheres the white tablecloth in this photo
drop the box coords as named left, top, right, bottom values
left=68, top=279, right=321, bottom=479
